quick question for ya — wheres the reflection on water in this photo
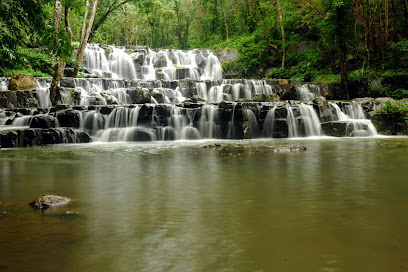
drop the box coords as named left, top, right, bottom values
left=1, top=138, right=408, bottom=271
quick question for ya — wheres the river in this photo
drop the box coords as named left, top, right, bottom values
left=1, top=137, right=408, bottom=271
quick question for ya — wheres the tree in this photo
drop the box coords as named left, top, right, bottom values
left=88, top=0, right=134, bottom=42
left=74, top=0, right=99, bottom=77
left=316, top=0, right=354, bottom=99
left=49, top=0, right=73, bottom=105
left=0, top=0, right=48, bottom=73
left=276, top=0, right=285, bottom=68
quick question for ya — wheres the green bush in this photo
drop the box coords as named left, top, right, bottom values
left=376, top=100, right=408, bottom=116
left=18, top=47, right=54, bottom=75
left=0, top=68, right=51, bottom=77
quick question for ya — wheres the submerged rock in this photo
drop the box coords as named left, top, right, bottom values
left=29, top=195, right=70, bottom=209
left=199, top=143, right=223, bottom=148
left=273, top=143, right=307, bottom=152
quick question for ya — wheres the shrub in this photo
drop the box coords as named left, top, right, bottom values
left=376, top=100, right=408, bottom=116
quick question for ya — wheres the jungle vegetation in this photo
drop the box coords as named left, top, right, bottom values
left=1, top=0, right=408, bottom=100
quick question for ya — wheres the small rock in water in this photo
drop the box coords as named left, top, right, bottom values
left=199, top=143, right=223, bottom=148
left=65, top=210, right=79, bottom=215
left=29, top=195, right=70, bottom=210
left=273, top=144, right=307, bottom=152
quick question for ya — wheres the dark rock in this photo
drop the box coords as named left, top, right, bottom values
left=127, top=127, right=156, bottom=141
left=126, top=88, right=151, bottom=104
left=29, top=195, right=70, bottom=210
left=321, top=121, right=368, bottom=137
left=75, top=130, right=91, bottom=143
left=9, top=74, right=37, bottom=90
left=199, top=143, right=223, bottom=148
left=152, top=92, right=165, bottom=104
left=57, top=109, right=81, bottom=128
left=0, top=90, right=39, bottom=108
left=30, top=115, right=56, bottom=129
left=60, top=77, right=76, bottom=88
left=372, top=114, right=408, bottom=135
left=153, top=53, right=168, bottom=68
left=183, top=95, right=207, bottom=103
left=64, top=68, right=75, bottom=77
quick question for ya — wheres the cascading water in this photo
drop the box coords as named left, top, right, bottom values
left=296, top=83, right=322, bottom=100
left=82, top=45, right=222, bottom=81
left=328, top=101, right=377, bottom=136
left=1, top=44, right=383, bottom=144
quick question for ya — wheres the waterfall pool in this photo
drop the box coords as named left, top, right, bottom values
left=1, top=137, right=408, bottom=271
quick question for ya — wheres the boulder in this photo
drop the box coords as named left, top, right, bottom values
left=371, top=114, right=408, bottom=135
left=29, top=195, right=70, bottom=210
left=321, top=121, right=368, bottom=137
left=126, top=88, right=151, bottom=104
left=29, top=115, right=56, bottom=129
left=153, top=53, right=168, bottom=68
left=216, top=49, right=239, bottom=62
left=60, top=77, right=76, bottom=88
left=9, top=74, right=37, bottom=90
left=57, top=109, right=81, bottom=128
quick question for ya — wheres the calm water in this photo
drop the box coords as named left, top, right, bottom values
left=1, top=137, right=408, bottom=272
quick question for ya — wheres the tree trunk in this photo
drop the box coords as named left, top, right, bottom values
left=276, top=0, right=285, bottom=68
left=74, top=0, right=99, bottom=77
left=49, top=0, right=63, bottom=106
left=339, top=42, right=349, bottom=100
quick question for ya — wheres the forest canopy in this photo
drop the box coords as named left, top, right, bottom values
left=1, top=0, right=408, bottom=89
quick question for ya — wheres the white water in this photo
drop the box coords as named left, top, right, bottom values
left=296, top=83, right=323, bottom=100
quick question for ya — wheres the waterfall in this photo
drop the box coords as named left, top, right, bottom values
left=297, top=103, right=322, bottom=136
left=263, top=106, right=277, bottom=138
left=328, top=102, right=378, bottom=137
left=109, top=47, right=138, bottom=80
left=199, top=105, right=219, bottom=138
left=286, top=104, right=298, bottom=138
left=201, top=53, right=222, bottom=80
left=296, top=83, right=322, bottom=100
left=35, top=79, right=51, bottom=108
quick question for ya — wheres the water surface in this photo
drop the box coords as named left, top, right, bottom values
left=1, top=137, right=408, bottom=271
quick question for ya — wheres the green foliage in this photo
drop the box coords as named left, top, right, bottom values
left=267, top=67, right=291, bottom=79
left=376, top=100, right=408, bottom=117
left=17, top=48, right=54, bottom=75
left=1, top=68, right=51, bottom=78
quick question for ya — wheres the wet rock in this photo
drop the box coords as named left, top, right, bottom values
left=195, top=54, right=207, bottom=68
left=57, top=109, right=81, bottom=128
left=273, top=143, right=307, bottom=152
left=372, top=114, right=408, bottom=135
left=127, top=127, right=156, bottom=141
left=29, top=195, right=70, bottom=210
left=252, top=94, right=280, bottom=102
left=0, top=90, right=39, bottom=108
left=199, top=143, right=223, bottom=148
left=75, top=130, right=91, bottom=143
left=126, top=88, right=151, bottom=104
left=153, top=53, right=168, bottom=68
left=9, top=74, right=36, bottom=90
left=321, top=121, right=368, bottom=137
left=60, top=77, right=76, bottom=88
left=183, top=95, right=207, bottom=104
left=29, top=115, right=57, bottom=129
left=152, top=92, right=165, bottom=104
